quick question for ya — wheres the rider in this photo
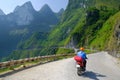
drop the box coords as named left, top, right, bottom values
left=77, top=47, right=87, bottom=70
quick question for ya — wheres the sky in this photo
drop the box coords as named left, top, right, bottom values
left=0, top=0, right=68, bottom=14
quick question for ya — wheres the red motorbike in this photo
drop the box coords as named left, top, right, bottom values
left=74, top=56, right=86, bottom=75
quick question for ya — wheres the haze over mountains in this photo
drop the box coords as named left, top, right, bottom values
left=0, top=1, right=64, bottom=59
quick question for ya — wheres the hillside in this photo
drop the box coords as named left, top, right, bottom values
left=90, top=11, right=120, bottom=50
left=47, top=0, right=120, bottom=49
left=2, top=0, right=120, bottom=61
left=0, top=2, right=62, bottom=60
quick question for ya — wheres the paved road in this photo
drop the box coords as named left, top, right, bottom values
left=1, top=52, right=120, bottom=80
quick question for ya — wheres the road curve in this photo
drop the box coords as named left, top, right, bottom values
left=1, top=52, right=120, bottom=80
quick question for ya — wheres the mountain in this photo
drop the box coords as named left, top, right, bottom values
left=8, top=1, right=36, bottom=25
left=47, top=0, right=120, bottom=49
left=90, top=11, right=120, bottom=50
left=38, top=4, right=59, bottom=25
left=12, top=0, right=120, bottom=57
left=5, top=0, right=120, bottom=61
left=66, top=0, right=120, bottom=10
left=56, top=8, right=64, bottom=20
left=39, top=4, right=53, bottom=14
left=0, top=2, right=61, bottom=61
left=0, top=9, right=5, bottom=15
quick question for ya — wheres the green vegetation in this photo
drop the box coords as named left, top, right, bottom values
left=84, top=49, right=98, bottom=54
left=18, top=32, right=48, bottom=49
left=48, top=8, right=85, bottom=46
left=0, top=67, right=10, bottom=73
left=90, top=11, right=120, bottom=50
left=56, top=48, right=74, bottom=54
left=0, top=65, right=20, bottom=73
left=2, top=0, right=120, bottom=61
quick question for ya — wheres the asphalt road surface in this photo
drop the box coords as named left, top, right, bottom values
left=1, top=52, right=120, bottom=80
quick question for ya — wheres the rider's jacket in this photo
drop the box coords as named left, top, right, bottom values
left=77, top=51, right=87, bottom=60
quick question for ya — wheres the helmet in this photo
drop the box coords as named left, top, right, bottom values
left=80, top=47, right=84, bottom=51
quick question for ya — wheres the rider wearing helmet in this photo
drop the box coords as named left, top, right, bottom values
left=77, top=47, right=87, bottom=70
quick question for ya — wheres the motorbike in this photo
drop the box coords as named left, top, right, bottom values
left=74, top=56, right=86, bottom=76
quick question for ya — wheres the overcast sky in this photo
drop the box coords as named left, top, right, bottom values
left=0, top=0, right=68, bottom=14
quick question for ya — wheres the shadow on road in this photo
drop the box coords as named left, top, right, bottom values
left=82, top=71, right=106, bottom=80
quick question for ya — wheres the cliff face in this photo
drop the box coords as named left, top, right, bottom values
left=48, top=0, right=120, bottom=50
left=105, top=12, right=120, bottom=51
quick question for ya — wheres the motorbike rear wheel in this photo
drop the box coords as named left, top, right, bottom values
left=77, top=67, right=85, bottom=76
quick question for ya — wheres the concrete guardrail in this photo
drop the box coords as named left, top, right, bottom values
left=0, top=54, right=74, bottom=70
